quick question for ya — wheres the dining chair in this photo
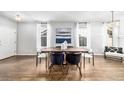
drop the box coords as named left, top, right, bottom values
left=82, top=49, right=94, bottom=66
left=66, top=52, right=82, bottom=76
left=49, top=52, right=65, bottom=75
left=36, top=47, right=46, bottom=67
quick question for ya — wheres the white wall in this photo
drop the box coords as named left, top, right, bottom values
left=17, top=22, right=36, bottom=55
left=119, top=17, right=124, bottom=50
left=90, top=22, right=104, bottom=55
left=0, top=15, right=17, bottom=59
left=36, top=21, right=105, bottom=55
left=0, top=16, right=122, bottom=57
left=113, top=24, right=119, bottom=47
left=18, top=21, right=105, bottom=55
left=36, top=24, right=41, bottom=49
left=49, top=22, right=105, bottom=55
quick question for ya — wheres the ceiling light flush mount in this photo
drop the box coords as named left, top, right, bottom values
left=16, top=15, right=21, bottom=21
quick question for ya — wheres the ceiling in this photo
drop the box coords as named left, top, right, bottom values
left=0, top=11, right=124, bottom=22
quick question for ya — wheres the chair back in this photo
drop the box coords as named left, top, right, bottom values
left=51, top=52, right=64, bottom=65
left=66, top=53, right=81, bottom=65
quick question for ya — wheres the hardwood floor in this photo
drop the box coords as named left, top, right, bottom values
left=0, top=56, right=124, bottom=81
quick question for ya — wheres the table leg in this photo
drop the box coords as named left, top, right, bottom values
left=83, top=53, right=85, bottom=70
left=64, top=52, right=66, bottom=65
left=48, top=53, right=50, bottom=68
left=36, top=52, right=38, bottom=67
left=45, top=53, right=48, bottom=72
left=93, top=53, right=94, bottom=66
left=40, top=58, right=41, bottom=64
left=79, top=53, right=82, bottom=76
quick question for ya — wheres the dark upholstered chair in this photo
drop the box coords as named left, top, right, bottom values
left=49, top=52, right=64, bottom=75
left=50, top=52, right=64, bottom=65
left=66, top=53, right=82, bottom=76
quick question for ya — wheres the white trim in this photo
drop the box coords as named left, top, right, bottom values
left=16, top=54, right=36, bottom=56
left=94, top=54, right=104, bottom=56
left=0, top=55, right=15, bottom=60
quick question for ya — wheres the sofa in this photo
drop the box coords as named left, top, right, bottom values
left=104, top=46, right=124, bottom=62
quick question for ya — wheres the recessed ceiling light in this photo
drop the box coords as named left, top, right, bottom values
left=16, top=15, right=21, bottom=21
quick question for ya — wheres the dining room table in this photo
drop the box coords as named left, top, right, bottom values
left=39, top=47, right=89, bottom=74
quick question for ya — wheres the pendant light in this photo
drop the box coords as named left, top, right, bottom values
left=111, top=11, right=114, bottom=46
left=16, top=15, right=21, bottom=21
left=111, top=11, right=114, bottom=29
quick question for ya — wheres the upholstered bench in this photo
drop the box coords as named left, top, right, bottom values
left=104, top=46, right=124, bottom=62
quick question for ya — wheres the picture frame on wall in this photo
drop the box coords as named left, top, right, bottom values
left=56, top=28, right=72, bottom=43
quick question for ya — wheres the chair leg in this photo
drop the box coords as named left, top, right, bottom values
left=65, top=63, right=69, bottom=75
left=93, top=55, right=94, bottom=66
left=88, top=58, right=90, bottom=63
left=77, top=64, right=82, bottom=77
left=36, top=56, right=38, bottom=67
left=61, top=65, right=65, bottom=75
left=121, top=57, right=123, bottom=63
left=49, top=64, right=53, bottom=75
left=104, top=52, right=106, bottom=59
left=40, top=58, right=41, bottom=64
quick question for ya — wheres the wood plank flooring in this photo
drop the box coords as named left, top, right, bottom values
left=0, top=56, right=124, bottom=81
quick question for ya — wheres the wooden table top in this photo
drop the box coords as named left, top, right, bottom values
left=41, top=47, right=89, bottom=53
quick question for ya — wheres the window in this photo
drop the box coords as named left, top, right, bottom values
left=78, top=22, right=88, bottom=47
left=79, top=36, right=87, bottom=46
left=41, top=23, right=47, bottom=46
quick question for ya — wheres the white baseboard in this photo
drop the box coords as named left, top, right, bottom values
left=0, top=55, right=15, bottom=60
left=16, top=54, right=36, bottom=56
left=94, top=54, right=104, bottom=56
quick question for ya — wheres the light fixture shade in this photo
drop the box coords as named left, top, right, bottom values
left=16, top=15, right=21, bottom=21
